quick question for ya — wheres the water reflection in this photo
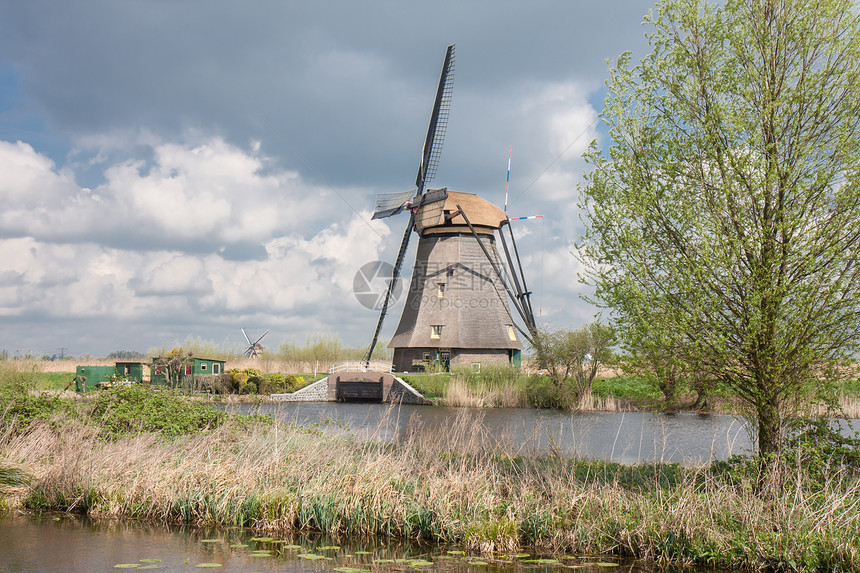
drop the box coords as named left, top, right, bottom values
left=0, top=512, right=726, bottom=573
left=230, top=403, right=755, bottom=465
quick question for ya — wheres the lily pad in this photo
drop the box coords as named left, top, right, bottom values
left=249, top=536, right=274, bottom=542
left=468, top=561, right=489, bottom=566
left=195, top=564, right=223, bottom=569
left=138, top=566, right=161, bottom=570
left=298, top=553, right=325, bottom=560
left=200, top=539, right=221, bottom=544
left=409, top=559, right=434, bottom=567
left=447, top=550, right=466, bottom=555
left=139, top=559, right=162, bottom=564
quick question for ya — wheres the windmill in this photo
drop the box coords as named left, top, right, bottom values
left=242, top=329, right=269, bottom=358
left=366, top=44, right=537, bottom=372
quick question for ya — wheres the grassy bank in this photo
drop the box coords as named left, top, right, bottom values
left=1, top=382, right=859, bottom=571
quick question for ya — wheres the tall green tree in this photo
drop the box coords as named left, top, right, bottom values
left=580, top=0, right=860, bottom=455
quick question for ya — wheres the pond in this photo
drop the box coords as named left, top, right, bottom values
left=0, top=512, right=726, bottom=573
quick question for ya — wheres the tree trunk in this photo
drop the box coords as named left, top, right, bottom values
left=757, top=392, right=782, bottom=457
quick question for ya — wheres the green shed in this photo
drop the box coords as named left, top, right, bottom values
left=74, top=361, right=146, bottom=393
left=150, top=356, right=226, bottom=387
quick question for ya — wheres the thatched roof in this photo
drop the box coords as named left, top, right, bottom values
left=415, top=190, right=507, bottom=235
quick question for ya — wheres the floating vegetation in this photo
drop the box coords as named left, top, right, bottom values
left=408, top=559, right=434, bottom=567
left=113, top=565, right=140, bottom=569
left=317, top=545, right=341, bottom=551
left=447, top=550, right=466, bottom=555
left=229, top=543, right=248, bottom=548
left=467, top=561, right=489, bottom=566
left=298, top=553, right=325, bottom=560
left=194, top=564, right=223, bottom=569
left=139, top=559, right=162, bottom=563
left=248, top=536, right=273, bottom=542
left=200, top=539, right=220, bottom=544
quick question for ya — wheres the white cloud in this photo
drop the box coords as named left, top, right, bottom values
left=0, top=138, right=394, bottom=341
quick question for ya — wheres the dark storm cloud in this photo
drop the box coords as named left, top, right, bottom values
left=0, top=0, right=653, bottom=190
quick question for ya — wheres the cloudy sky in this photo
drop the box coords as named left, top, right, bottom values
left=0, top=0, right=655, bottom=358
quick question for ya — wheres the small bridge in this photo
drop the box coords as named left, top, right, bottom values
left=271, top=361, right=431, bottom=405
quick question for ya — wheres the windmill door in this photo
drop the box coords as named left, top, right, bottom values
left=440, top=350, right=450, bottom=372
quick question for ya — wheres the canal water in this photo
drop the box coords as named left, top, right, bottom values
left=233, top=402, right=755, bottom=464
left=0, top=511, right=727, bottom=573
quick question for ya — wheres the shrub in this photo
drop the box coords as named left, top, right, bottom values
left=524, top=374, right=576, bottom=409
left=88, top=386, right=224, bottom=438
left=0, top=363, right=74, bottom=433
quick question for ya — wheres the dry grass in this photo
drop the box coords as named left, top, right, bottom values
left=441, top=378, right=527, bottom=408
left=3, top=409, right=859, bottom=571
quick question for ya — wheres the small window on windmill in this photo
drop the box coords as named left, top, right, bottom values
left=431, top=325, right=443, bottom=339
left=437, top=283, right=446, bottom=298
left=447, top=268, right=454, bottom=277
left=507, top=325, right=517, bottom=341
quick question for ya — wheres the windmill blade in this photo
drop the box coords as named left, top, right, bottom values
left=372, top=189, right=416, bottom=220
left=242, top=328, right=252, bottom=346
left=254, top=330, right=269, bottom=345
left=365, top=44, right=455, bottom=364
left=415, top=44, right=455, bottom=194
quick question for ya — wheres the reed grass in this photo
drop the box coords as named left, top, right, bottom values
left=3, top=407, right=859, bottom=571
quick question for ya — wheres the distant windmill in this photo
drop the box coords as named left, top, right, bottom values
left=242, top=329, right=269, bottom=358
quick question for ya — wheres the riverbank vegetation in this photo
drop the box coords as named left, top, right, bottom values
left=1, top=373, right=859, bottom=572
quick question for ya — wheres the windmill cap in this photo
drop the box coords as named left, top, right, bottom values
left=417, top=190, right=507, bottom=235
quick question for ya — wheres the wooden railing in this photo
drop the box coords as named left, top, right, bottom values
left=329, top=360, right=393, bottom=374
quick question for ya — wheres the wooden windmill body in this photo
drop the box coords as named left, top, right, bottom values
left=388, top=191, right=522, bottom=371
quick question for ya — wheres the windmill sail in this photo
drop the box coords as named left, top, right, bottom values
left=372, top=189, right=416, bottom=220
left=365, top=44, right=455, bottom=363
left=416, top=45, right=455, bottom=191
